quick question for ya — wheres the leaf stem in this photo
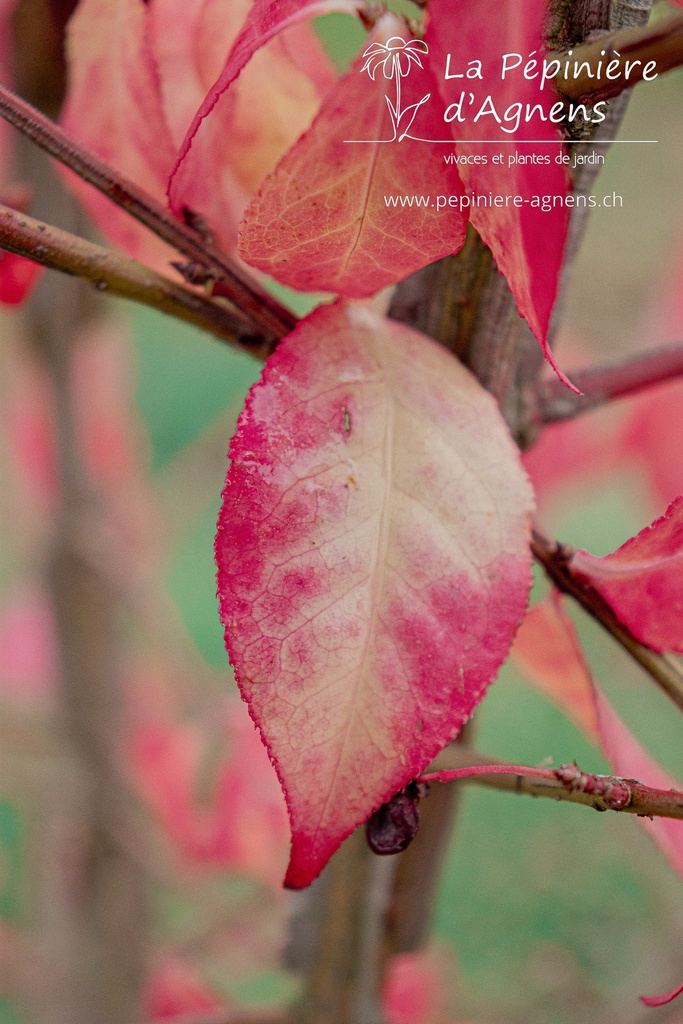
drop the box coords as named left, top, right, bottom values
left=552, top=12, right=683, bottom=104
left=423, top=747, right=683, bottom=819
left=0, top=203, right=275, bottom=358
left=531, top=529, right=683, bottom=714
left=536, top=343, right=683, bottom=423
left=0, top=81, right=296, bottom=341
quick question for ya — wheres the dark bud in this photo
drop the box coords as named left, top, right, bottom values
left=365, top=782, right=428, bottom=856
left=170, top=260, right=216, bottom=286
left=181, top=206, right=214, bottom=244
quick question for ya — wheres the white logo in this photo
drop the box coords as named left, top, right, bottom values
left=353, top=37, right=431, bottom=143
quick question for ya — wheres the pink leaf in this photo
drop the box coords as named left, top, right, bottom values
left=60, top=0, right=179, bottom=269
left=161, top=0, right=336, bottom=247
left=511, top=601, right=600, bottom=743
left=167, top=0, right=360, bottom=212
left=640, top=981, right=683, bottom=1008
left=512, top=594, right=683, bottom=877
left=0, top=250, right=42, bottom=306
left=239, top=15, right=468, bottom=296
left=570, top=496, right=683, bottom=653
left=0, top=588, right=58, bottom=701
left=425, top=0, right=573, bottom=386
left=384, top=950, right=459, bottom=1024
left=128, top=691, right=288, bottom=886
left=61, top=0, right=331, bottom=265
left=143, top=957, right=223, bottom=1021
left=216, top=300, right=534, bottom=888
left=616, top=380, right=683, bottom=510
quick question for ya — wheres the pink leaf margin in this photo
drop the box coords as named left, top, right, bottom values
left=640, top=981, right=683, bottom=1008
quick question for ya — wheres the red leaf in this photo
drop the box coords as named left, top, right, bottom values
left=570, top=496, right=683, bottom=653
left=167, top=0, right=359, bottom=214
left=512, top=594, right=683, bottom=877
left=425, top=0, right=573, bottom=386
left=0, top=250, right=42, bottom=306
left=216, top=300, right=534, bottom=888
left=640, top=981, right=683, bottom=1008
left=239, top=15, right=468, bottom=296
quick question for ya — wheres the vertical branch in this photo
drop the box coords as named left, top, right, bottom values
left=20, top=143, right=149, bottom=1024
left=293, top=831, right=396, bottom=1024
left=10, top=2, right=150, bottom=1014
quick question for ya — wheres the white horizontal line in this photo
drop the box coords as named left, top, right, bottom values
left=344, top=139, right=658, bottom=144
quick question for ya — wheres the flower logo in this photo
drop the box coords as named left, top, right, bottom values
left=360, top=37, right=429, bottom=80
left=359, top=36, right=431, bottom=142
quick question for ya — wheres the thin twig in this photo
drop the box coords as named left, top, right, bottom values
left=0, top=203, right=275, bottom=358
left=552, top=11, right=683, bottom=104
left=0, top=81, right=296, bottom=342
left=536, top=342, right=683, bottom=423
left=531, top=530, right=683, bottom=713
left=423, top=747, right=683, bottom=819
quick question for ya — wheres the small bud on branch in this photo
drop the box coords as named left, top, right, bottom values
left=420, top=754, right=683, bottom=820
left=0, top=202, right=273, bottom=358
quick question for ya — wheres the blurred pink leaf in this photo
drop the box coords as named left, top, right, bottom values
left=167, top=0, right=357, bottom=214
left=512, top=594, right=683, bottom=877
left=129, top=696, right=289, bottom=886
left=523, top=414, right=617, bottom=515
left=384, top=950, right=464, bottom=1024
left=0, top=588, right=58, bottom=700
left=425, top=0, right=572, bottom=386
left=640, top=981, right=683, bottom=1008
left=511, top=600, right=599, bottom=743
left=216, top=300, right=534, bottom=888
left=239, top=15, right=468, bottom=296
left=143, top=957, right=223, bottom=1021
left=615, top=380, right=683, bottom=510
left=571, top=496, right=683, bottom=653
left=0, top=249, right=42, bottom=306
left=61, top=0, right=178, bottom=269
left=3, top=341, right=59, bottom=513
left=61, top=0, right=331, bottom=265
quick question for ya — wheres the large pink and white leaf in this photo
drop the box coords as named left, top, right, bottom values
left=570, top=496, right=683, bottom=653
left=239, top=15, right=468, bottom=297
left=425, top=0, right=572, bottom=385
left=167, top=0, right=358, bottom=216
left=513, top=594, right=683, bottom=878
left=216, top=300, right=534, bottom=888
